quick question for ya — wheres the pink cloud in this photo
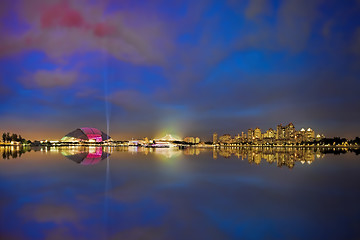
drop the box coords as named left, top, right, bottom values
left=93, top=22, right=116, bottom=37
left=40, top=1, right=84, bottom=29
left=0, top=0, right=171, bottom=65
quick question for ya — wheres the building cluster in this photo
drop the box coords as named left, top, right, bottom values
left=213, top=123, right=325, bottom=145
left=183, top=136, right=200, bottom=144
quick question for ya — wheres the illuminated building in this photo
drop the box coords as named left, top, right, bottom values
left=248, top=129, right=253, bottom=141
left=299, top=128, right=306, bottom=141
left=213, top=133, right=218, bottom=144
left=234, top=134, right=242, bottom=144
left=254, top=127, right=262, bottom=140
left=184, top=137, right=195, bottom=143
left=219, top=134, right=232, bottom=144
left=305, top=128, right=315, bottom=142
left=266, top=128, right=275, bottom=139
left=285, top=123, right=296, bottom=140
left=61, top=127, right=111, bottom=143
left=276, top=124, right=286, bottom=140
left=316, top=134, right=325, bottom=141
left=195, top=137, right=200, bottom=144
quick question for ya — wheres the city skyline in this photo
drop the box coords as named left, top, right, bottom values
left=0, top=122, right=326, bottom=142
left=1, top=0, right=360, bottom=140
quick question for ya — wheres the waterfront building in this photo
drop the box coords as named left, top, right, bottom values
left=266, top=128, right=275, bottom=139
left=254, top=127, right=262, bottom=140
left=61, top=127, right=111, bottom=143
left=285, top=123, right=296, bottom=140
left=276, top=124, right=286, bottom=140
left=184, top=137, right=195, bottom=143
left=305, top=128, right=315, bottom=142
left=248, top=129, right=253, bottom=141
left=214, top=123, right=324, bottom=145
left=316, top=134, right=325, bottom=141
left=219, top=134, right=232, bottom=144
left=241, top=131, right=246, bottom=140
left=213, top=133, right=218, bottom=144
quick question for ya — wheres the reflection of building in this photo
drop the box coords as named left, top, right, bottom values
left=61, top=128, right=111, bottom=143
left=61, top=147, right=110, bottom=165
left=212, top=147, right=322, bottom=169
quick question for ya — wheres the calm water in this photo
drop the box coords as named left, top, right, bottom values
left=1, top=146, right=360, bottom=240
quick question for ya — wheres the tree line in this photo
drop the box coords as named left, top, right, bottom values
left=2, top=132, right=27, bottom=143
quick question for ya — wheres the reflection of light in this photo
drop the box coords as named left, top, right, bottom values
left=61, top=147, right=109, bottom=165
left=153, top=148, right=182, bottom=159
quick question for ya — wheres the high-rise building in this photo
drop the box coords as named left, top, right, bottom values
left=285, top=123, right=296, bottom=140
left=266, top=128, right=275, bottom=139
left=248, top=129, right=253, bottom=142
left=213, top=133, right=218, bottom=144
left=305, top=128, right=315, bottom=142
left=276, top=124, right=286, bottom=140
left=195, top=137, right=200, bottom=144
left=254, top=127, right=262, bottom=139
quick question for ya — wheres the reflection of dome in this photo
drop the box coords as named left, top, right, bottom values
left=61, top=147, right=109, bottom=165
left=61, top=127, right=110, bottom=142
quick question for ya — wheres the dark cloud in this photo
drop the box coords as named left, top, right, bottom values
left=245, top=0, right=271, bottom=20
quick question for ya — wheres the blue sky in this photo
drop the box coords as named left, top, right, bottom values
left=0, top=0, right=360, bottom=140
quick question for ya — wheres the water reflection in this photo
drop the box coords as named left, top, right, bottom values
left=213, top=147, right=321, bottom=169
left=61, top=147, right=111, bottom=165
left=1, top=146, right=359, bottom=169
left=1, top=145, right=360, bottom=240
left=0, top=145, right=31, bottom=159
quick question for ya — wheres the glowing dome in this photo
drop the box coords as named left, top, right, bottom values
left=156, top=134, right=181, bottom=142
left=61, top=127, right=110, bottom=142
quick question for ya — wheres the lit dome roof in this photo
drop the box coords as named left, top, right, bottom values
left=61, top=127, right=110, bottom=142
left=156, top=134, right=181, bottom=142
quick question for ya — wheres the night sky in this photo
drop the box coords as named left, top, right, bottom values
left=0, top=0, right=359, bottom=141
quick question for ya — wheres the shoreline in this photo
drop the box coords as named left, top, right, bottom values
left=0, top=143, right=359, bottom=149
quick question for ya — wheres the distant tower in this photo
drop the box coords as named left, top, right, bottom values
left=213, top=132, right=218, bottom=144
left=276, top=124, right=285, bottom=140
left=248, top=128, right=253, bottom=142
left=285, top=123, right=295, bottom=140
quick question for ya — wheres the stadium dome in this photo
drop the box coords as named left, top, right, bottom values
left=61, top=127, right=111, bottom=142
